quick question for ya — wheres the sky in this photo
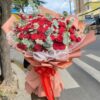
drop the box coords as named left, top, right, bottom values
left=42, top=0, right=75, bottom=14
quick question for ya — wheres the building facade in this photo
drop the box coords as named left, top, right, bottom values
left=74, top=0, right=100, bottom=15
left=74, top=0, right=84, bottom=14
left=74, top=0, right=100, bottom=34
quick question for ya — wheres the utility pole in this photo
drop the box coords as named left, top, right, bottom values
left=69, top=0, right=72, bottom=14
left=64, top=0, right=72, bottom=15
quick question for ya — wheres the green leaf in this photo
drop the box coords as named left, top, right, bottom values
left=45, top=27, right=54, bottom=36
left=46, top=13, right=52, bottom=20
left=15, top=38, right=21, bottom=42
left=22, top=39, right=34, bottom=48
left=63, top=32, right=70, bottom=46
left=46, top=36, right=53, bottom=45
left=63, top=11, right=68, bottom=17
left=67, top=24, right=72, bottom=29
left=67, top=18, right=74, bottom=29
left=53, top=20, right=59, bottom=28
left=43, top=42, right=51, bottom=48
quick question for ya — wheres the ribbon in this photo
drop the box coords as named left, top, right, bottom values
left=34, top=67, right=56, bottom=100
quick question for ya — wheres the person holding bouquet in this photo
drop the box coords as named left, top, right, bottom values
left=2, top=1, right=96, bottom=100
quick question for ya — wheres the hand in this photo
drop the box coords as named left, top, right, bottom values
left=47, top=58, right=73, bottom=69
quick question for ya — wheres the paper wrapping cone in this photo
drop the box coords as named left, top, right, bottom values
left=25, top=49, right=81, bottom=69
left=2, top=14, right=18, bottom=33
left=1, top=14, right=96, bottom=69
left=71, top=31, right=96, bottom=53
left=24, top=30, right=96, bottom=69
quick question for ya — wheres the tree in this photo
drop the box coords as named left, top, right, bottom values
left=33, top=0, right=45, bottom=6
left=0, top=0, right=12, bottom=84
left=63, top=11, right=68, bottom=17
left=12, top=0, right=28, bottom=12
left=12, top=0, right=45, bottom=12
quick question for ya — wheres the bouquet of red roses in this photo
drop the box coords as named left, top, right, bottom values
left=1, top=0, right=96, bottom=98
left=2, top=13, right=96, bottom=100
left=12, top=14, right=85, bottom=62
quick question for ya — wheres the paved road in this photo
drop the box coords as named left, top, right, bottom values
left=60, top=64, right=100, bottom=100
left=60, top=35, right=100, bottom=100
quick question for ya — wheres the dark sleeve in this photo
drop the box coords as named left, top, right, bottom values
left=23, top=59, right=30, bottom=68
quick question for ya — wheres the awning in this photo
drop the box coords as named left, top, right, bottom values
left=78, top=7, right=100, bottom=21
left=85, top=18, right=96, bottom=25
left=79, top=7, right=100, bottom=17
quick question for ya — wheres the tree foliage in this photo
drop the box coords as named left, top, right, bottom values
left=12, top=0, right=45, bottom=12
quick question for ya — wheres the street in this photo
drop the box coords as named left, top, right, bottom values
left=60, top=35, right=100, bottom=100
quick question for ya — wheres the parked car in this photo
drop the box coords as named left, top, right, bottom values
left=86, top=17, right=100, bottom=35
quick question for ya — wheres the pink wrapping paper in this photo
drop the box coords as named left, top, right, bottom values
left=25, top=31, right=96, bottom=97
left=25, top=68, right=63, bottom=97
left=2, top=14, right=96, bottom=98
left=2, top=14, right=18, bottom=33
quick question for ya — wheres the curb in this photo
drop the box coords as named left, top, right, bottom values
left=11, top=63, right=31, bottom=100
left=73, top=58, right=100, bottom=83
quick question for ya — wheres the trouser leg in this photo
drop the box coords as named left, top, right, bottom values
left=31, top=93, right=47, bottom=100
left=23, top=59, right=30, bottom=69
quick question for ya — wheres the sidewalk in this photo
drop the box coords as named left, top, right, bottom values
left=11, top=63, right=31, bottom=100
left=10, top=48, right=31, bottom=99
left=10, top=48, right=24, bottom=65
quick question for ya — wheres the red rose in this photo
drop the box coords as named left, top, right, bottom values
left=38, top=18, right=46, bottom=26
left=50, top=35, right=56, bottom=41
left=59, top=27, right=65, bottom=35
left=31, top=19, right=38, bottom=23
left=18, top=33, right=24, bottom=39
left=59, top=21, right=66, bottom=27
left=44, top=25, right=49, bottom=31
left=47, top=21, right=52, bottom=27
left=23, top=26, right=29, bottom=31
left=53, top=42, right=66, bottom=50
left=76, top=37, right=81, bottom=42
left=71, top=25, right=76, bottom=30
left=33, top=44, right=43, bottom=51
left=39, top=21, right=45, bottom=26
left=28, top=15, right=33, bottom=19
left=66, top=20, right=70, bottom=25
left=53, top=18, right=58, bottom=20
left=56, top=35, right=63, bottom=42
left=45, top=19, right=52, bottom=26
left=70, top=34, right=77, bottom=41
left=18, top=27, right=24, bottom=32
left=38, top=27, right=46, bottom=33
left=31, top=34, right=38, bottom=40
left=17, top=43, right=27, bottom=50
left=38, top=33, right=46, bottom=41
left=19, top=14, right=26, bottom=20
left=24, top=34, right=31, bottom=39
left=38, top=14, right=44, bottom=17
left=61, top=17, right=65, bottom=20
left=15, top=25, right=19, bottom=32
left=69, top=28, right=75, bottom=34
